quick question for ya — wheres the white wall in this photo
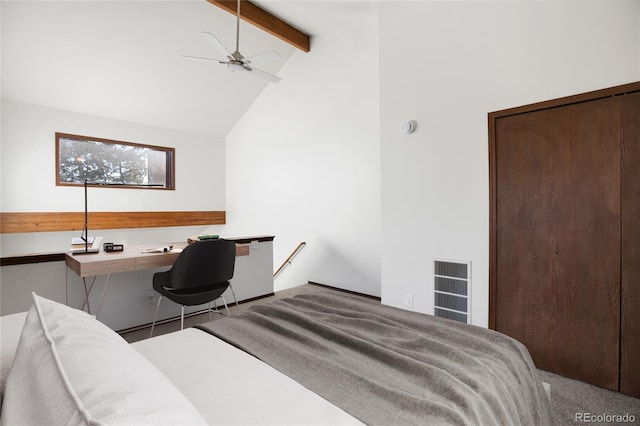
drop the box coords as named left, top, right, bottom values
left=379, top=0, right=640, bottom=327
left=0, top=100, right=226, bottom=255
left=223, top=20, right=381, bottom=296
left=1, top=101, right=225, bottom=217
left=0, top=100, right=228, bottom=328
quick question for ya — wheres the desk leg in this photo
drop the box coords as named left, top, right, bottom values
left=81, top=276, right=97, bottom=314
left=66, top=267, right=69, bottom=306
left=65, top=270, right=109, bottom=319
left=96, top=274, right=111, bottom=319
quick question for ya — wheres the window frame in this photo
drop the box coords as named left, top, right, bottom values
left=55, top=132, right=175, bottom=190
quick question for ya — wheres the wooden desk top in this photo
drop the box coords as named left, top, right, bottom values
left=65, top=242, right=188, bottom=277
left=64, top=236, right=275, bottom=277
left=3, top=235, right=274, bottom=267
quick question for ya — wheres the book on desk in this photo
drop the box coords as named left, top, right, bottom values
left=70, top=236, right=102, bottom=255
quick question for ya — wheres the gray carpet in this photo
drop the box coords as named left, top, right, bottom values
left=538, top=369, right=640, bottom=425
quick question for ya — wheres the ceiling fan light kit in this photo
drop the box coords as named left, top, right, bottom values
left=228, top=62, right=246, bottom=72
left=183, top=0, right=282, bottom=83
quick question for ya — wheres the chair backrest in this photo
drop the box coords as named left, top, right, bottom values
left=168, top=239, right=236, bottom=290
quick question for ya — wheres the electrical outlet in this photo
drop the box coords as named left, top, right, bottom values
left=146, top=289, right=157, bottom=304
left=250, top=240, right=259, bottom=249
left=404, top=294, right=413, bottom=308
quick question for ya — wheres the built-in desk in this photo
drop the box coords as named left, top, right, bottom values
left=65, top=242, right=188, bottom=278
left=64, top=236, right=275, bottom=323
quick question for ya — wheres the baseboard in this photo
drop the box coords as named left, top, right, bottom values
left=117, top=292, right=275, bottom=334
left=307, top=281, right=381, bottom=301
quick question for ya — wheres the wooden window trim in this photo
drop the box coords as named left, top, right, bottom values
left=55, top=132, right=176, bottom=190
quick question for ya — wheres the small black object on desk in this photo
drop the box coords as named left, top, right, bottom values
left=103, top=242, right=124, bottom=253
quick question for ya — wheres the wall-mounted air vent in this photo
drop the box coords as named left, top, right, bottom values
left=433, top=259, right=471, bottom=324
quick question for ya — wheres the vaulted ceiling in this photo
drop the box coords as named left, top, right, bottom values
left=1, top=1, right=299, bottom=137
left=1, top=1, right=377, bottom=137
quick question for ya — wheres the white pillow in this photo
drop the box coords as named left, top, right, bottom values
left=0, top=312, right=28, bottom=400
left=0, top=293, right=207, bottom=425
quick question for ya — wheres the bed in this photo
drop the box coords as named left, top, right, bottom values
left=0, top=292, right=553, bottom=425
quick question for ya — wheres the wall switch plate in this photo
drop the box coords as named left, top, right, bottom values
left=250, top=240, right=259, bottom=249
left=404, top=294, right=413, bottom=308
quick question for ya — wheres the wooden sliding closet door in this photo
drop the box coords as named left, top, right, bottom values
left=621, top=91, right=640, bottom=398
left=494, top=97, right=621, bottom=390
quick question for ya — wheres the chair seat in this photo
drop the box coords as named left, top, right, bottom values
left=149, top=239, right=237, bottom=337
left=154, top=280, right=230, bottom=306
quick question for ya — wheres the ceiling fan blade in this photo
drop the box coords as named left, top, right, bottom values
left=181, top=54, right=227, bottom=64
left=188, top=0, right=283, bottom=84
left=245, top=50, right=282, bottom=61
left=245, top=65, right=281, bottom=83
left=202, top=31, right=232, bottom=59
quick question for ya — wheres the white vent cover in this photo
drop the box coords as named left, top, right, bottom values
left=433, top=259, right=471, bottom=324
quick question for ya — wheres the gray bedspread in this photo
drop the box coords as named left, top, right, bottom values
left=196, top=292, right=554, bottom=425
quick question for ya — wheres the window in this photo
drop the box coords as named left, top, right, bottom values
left=56, top=133, right=175, bottom=190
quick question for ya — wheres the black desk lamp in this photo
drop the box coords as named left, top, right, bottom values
left=72, top=179, right=99, bottom=255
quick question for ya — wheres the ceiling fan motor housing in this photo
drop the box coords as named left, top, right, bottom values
left=183, top=0, right=281, bottom=82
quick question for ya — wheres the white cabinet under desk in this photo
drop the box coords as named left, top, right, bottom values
left=223, top=236, right=275, bottom=304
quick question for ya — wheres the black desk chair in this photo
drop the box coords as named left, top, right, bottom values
left=149, top=239, right=236, bottom=337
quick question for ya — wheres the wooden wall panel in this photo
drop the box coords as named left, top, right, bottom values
left=0, top=211, right=225, bottom=234
left=621, top=91, right=640, bottom=398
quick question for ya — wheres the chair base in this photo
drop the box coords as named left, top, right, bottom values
left=228, top=283, right=238, bottom=306
left=150, top=295, right=230, bottom=338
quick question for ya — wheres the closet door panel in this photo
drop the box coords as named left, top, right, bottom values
left=621, top=91, right=640, bottom=398
left=494, top=97, right=621, bottom=390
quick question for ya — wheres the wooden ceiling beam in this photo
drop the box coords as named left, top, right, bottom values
left=206, top=0, right=310, bottom=53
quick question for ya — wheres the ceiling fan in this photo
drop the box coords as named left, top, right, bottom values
left=183, top=0, right=282, bottom=83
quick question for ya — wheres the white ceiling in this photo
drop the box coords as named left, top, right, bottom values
left=1, top=0, right=379, bottom=137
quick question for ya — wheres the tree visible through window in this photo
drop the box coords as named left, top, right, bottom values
left=56, top=133, right=174, bottom=189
